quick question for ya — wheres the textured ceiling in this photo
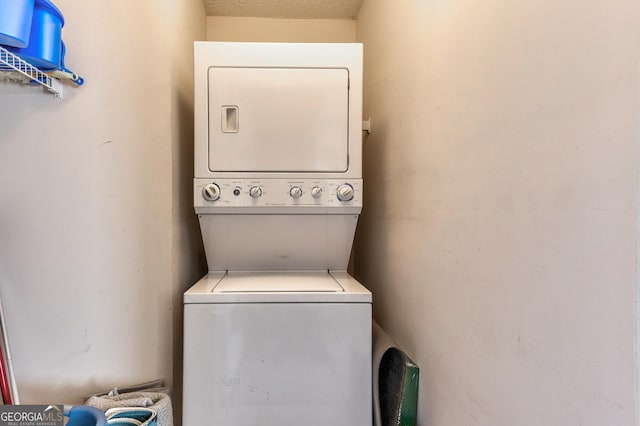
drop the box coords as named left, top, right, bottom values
left=203, top=0, right=364, bottom=19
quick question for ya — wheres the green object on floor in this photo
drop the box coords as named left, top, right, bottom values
left=379, top=348, right=419, bottom=426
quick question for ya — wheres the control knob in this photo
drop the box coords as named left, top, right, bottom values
left=249, top=186, right=263, bottom=198
left=202, top=183, right=221, bottom=201
left=336, top=184, right=355, bottom=202
left=289, top=186, right=303, bottom=199
left=311, top=186, right=323, bottom=198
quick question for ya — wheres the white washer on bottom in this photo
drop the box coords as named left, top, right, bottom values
left=183, top=270, right=372, bottom=426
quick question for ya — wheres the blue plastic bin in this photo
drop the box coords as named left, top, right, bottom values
left=9, top=0, right=64, bottom=70
left=65, top=405, right=107, bottom=426
left=0, top=0, right=35, bottom=48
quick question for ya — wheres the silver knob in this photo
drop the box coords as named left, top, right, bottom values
left=202, top=183, right=221, bottom=201
left=289, top=186, right=303, bottom=199
left=336, top=184, right=354, bottom=202
left=249, top=186, right=262, bottom=198
left=311, top=186, right=323, bottom=198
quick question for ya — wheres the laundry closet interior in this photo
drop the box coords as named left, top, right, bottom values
left=1, top=1, right=638, bottom=425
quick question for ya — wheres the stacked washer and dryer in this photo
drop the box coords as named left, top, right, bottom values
left=183, top=42, right=372, bottom=426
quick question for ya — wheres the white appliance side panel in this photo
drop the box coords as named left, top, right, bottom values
left=183, top=302, right=372, bottom=426
left=199, top=214, right=358, bottom=271
left=208, top=67, right=349, bottom=172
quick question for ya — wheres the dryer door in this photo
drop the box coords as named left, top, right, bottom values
left=208, top=67, right=350, bottom=173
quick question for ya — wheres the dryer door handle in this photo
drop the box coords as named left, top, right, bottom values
left=221, top=106, right=239, bottom=133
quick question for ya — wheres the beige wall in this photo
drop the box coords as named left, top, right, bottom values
left=169, top=0, right=208, bottom=423
left=207, top=16, right=356, bottom=42
left=0, top=0, right=206, bottom=406
left=355, top=0, right=639, bottom=424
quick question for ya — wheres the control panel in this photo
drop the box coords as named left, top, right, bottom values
left=194, top=179, right=362, bottom=211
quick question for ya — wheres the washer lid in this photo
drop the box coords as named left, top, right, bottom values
left=184, top=271, right=372, bottom=304
left=214, top=272, right=342, bottom=293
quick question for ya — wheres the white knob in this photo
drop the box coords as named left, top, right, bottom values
left=311, top=186, right=323, bottom=198
left=202, top=183, right=221, bottom=201
left=249, top=186, right=262, bottom=198
left=336, top=184, right=354, bottom=202
left=289, top=186, right=303, bottom=199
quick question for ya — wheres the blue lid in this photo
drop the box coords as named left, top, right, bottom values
left=34, top=0, right=64, bottom=27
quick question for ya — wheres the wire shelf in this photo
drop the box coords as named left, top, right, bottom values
left=0, top=46, right=63, bottom=98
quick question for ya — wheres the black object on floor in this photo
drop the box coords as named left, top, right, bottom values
left=379, top=348, right=419, bottom=426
